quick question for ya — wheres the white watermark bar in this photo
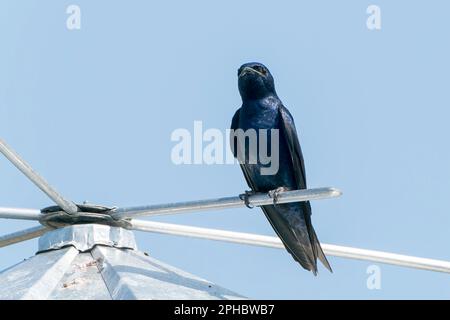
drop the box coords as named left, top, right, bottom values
left=130, top=220, right=450, bottom=274
left=112, top=187, right=342, bottom=220
left=0, top=225, right=51, bottom=248
left=0, top=139, right=79, bottom=215
left=0, top=207, right=43, bottom=221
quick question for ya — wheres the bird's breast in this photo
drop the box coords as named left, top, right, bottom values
left=237, top=102, right=297, bottom=191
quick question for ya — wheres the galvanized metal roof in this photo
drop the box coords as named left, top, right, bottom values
left=0, top=224, right=244, bottom=300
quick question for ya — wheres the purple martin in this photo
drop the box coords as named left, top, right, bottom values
left=230, top=62, right=332, bottom=274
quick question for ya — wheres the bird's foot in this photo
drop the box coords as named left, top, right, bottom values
left=268, top=187, right=290, bottom=204
left=239, top=190, right=255, bottom=209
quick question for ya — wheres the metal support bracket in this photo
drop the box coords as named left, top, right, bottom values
left=39, top=203, right=131, bottom=229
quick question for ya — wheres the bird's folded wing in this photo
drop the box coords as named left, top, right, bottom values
left=278, top=105, right=307, bottom=189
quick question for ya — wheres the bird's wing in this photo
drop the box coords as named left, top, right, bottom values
left=230, top=108, right=257, bottom=189
left=278, top=105, right=332, bottom=272
left=261, top=204, right=320, bottom=273
left=231, top=107, right=323, bottom=273
left=230, top=109, right=240, bottom=158
left=278, top=105, right=307, bottom=189
left=237, top=162, right=319, bottom=271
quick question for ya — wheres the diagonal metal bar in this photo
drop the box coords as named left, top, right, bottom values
left=0, top=225, right=51, bottom=248
left=129, top=220, right=450, bottom=274
left=0, top=207, right=42, bottom=221
left=112, top=187, right=342, bottom=220
left=0, top=138, right=78, bottom=214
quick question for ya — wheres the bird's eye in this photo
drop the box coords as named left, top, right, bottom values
left=254, top=66, right=267, bottom=75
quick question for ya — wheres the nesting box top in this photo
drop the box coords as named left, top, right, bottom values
left=0, top=224, right=244, bottom=300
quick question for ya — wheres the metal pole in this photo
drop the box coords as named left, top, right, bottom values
left=130, top=220, right=450, bottom=274
left=0, top=207, right=42, bottom=221
left=0, top=138, right=78, bottom=214
left=0, top=225, right=50, bottom=248
left=112, top=187, right=342, bottom=220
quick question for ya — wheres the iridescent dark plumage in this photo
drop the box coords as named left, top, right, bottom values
left=230, top=62, right=332, bottom=274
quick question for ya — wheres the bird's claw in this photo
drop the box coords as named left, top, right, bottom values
left=239, top=190, right=255, bottom=209
left=268, top=187, right=289, bottom=204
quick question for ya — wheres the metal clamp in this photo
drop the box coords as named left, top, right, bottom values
left=39, top=203, right=131, bottom=229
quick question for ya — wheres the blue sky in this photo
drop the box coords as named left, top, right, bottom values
left=1, top=1, right=450, bottom=299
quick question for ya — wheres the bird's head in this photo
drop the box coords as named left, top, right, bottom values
left=238, top=62, right=276, bottom=100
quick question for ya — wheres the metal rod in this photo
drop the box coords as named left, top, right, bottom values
left=130, top=220, right=450, bottom=274
left=0, top=225, right=51, bottom=248
left=0, top=207, right=42, bottom=221
left=112, top=187, right=342, bottom=220
left=0, top=138, right=78, bottom=214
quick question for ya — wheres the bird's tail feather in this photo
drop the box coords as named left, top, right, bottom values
left=310, top=223, right=333, bottom=273
left=261, top=202, right=332, bottom=275
left=261, top=205, right=318, bottom=274
left=304, top=203, right=333, bottom=273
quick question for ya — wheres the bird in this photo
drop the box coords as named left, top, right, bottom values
left=230, top=62, right=332, bottom=274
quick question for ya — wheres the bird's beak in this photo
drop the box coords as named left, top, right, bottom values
left=239, top=66, right=264, bottom=78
